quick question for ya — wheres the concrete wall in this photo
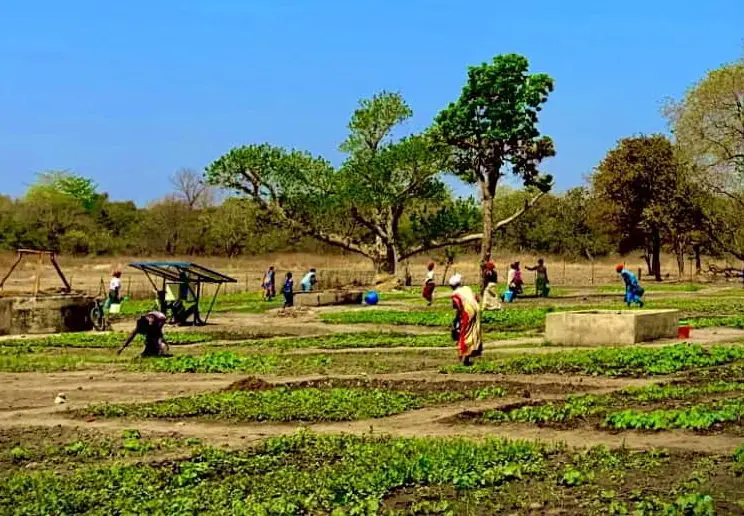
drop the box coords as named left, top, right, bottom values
left=295, top=290, right=364, bottom=307
left=0, top=295, right=94, bottom=335
left=545, top=309, right=680, bottom=346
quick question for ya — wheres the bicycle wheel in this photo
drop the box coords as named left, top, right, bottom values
left=90, top=305, right=105, bottom=331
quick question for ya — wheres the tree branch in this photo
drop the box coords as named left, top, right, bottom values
left=399, top=232, right=484, bottom=261
left=398, top=191, right=546, bottom=261
left=493, top=191, right=546, bottom=230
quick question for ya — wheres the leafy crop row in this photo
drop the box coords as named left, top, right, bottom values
left=232, top=331, right=530, bottom=350
left=322, top=297, right=744, bottom=332
left=3, top=429, right=198, bottom=469
left=603, top=399, right=744, bottom=431
left=0, top=332, right=211, bottom=349
left=320, top=307, right=550, bottom=331
left=444, top=343, right=744, bottom=377
left=82, top=385, right=506, bottom=422
left=481, top=381, right=744, bottom=430
left=0, top=433, right=554, bottom=514
left=1, top=431, right=734, bottom=514
left=129, top=351, right=334, bottom=374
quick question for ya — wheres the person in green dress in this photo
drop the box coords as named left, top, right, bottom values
left=526, top=258, right=550, bottom=297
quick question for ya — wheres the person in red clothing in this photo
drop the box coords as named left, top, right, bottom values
left=422, top=262, right=436, bottom=306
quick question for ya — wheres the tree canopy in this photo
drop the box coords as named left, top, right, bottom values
left=436, top=53, right=555, bottom=264
left=206, top=92, right=476, bottom=273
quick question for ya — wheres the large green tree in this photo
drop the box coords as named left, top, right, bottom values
left=206, top=92, right=473, bottom=274
left=665, top=56, right=744, bottom=261
left=435, top=54, right=555, bottom=264
left=591, top=134, right=701, bottom=280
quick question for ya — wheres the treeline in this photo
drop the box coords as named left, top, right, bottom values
left=0, top=171, right=302, bottom=257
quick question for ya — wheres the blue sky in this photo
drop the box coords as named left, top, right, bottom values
left=1, top=0, right=741, bottom=204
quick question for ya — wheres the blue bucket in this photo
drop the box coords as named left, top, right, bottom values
left=503, top=291, right=514, bottom=303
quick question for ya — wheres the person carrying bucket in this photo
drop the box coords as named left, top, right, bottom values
left=616, top=264, right=645, bottom=307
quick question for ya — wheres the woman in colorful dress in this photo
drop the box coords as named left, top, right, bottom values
left=449, top=274, right=483, bottom=366
left=481, top=260, right=501, bottom=311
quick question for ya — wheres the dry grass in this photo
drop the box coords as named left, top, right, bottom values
left=0, top=250, right=736, bottom=299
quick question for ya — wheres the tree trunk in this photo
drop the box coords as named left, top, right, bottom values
left=676, top=247, right=685, bottom=278
left=642, top=252, right=652, bottom=276
left=480, top=189, right=494, bottom=266
left=693, top=244, right=702, bottom=274
left=375, top=242, right=399, bottom=275
left=652, top=229, right=662, bottom=281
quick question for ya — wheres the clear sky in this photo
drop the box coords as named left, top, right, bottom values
left=1, top=0, right=741, bottom=204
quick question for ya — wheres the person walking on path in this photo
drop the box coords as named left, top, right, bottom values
left=422, top=262, right=436, bottom=306
left=449, top=274, right=483, bottom=366
left=262, top=266, right=276, bottom=301
left=282, top=272, right=295, bottom=309
left=616, top=264, right=645, bottom=307
left=481, top=260, right=501, bottom=311
left=526, top=259, right=550, bottom=297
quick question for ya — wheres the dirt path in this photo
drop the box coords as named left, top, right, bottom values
left=2, top=369, right=739, bottom=454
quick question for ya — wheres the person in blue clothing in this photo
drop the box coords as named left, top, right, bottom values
left=300, top=268, right=317, bottom=292
left=282, top=272, right=294, bottom=309
left=616, top=264, right=645, bottom=307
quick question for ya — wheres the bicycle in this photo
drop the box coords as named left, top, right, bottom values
left=91, top=297, right=127, bottom=331
left=90, top=298, right=110, bottom=331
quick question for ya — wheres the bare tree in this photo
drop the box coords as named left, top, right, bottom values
left=170, top=168, right=214, bottom=209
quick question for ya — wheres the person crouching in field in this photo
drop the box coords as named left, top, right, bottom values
left=282, top=272, right=294, bottom=309
left=616, top=264, right=645, bottom=307
left=481, top=260, right=501, bottom=311
left=117, top=311, right=170, bottom=357
left=449, top=274, right=483, bottom=366
left=422, top=262, right=436, bottom=306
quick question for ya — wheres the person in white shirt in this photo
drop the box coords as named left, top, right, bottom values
left=108, top=271, right=122, bottom=304
left=422, top=262, right=436, bottom=306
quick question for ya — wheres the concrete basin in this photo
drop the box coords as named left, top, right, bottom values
left=545, top=309, right=680, bottom=346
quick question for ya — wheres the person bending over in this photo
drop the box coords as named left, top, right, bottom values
left=117, top=311, right=170, bottom=357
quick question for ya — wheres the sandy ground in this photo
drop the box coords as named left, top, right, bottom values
left=0, top=361, right=741, bottom=454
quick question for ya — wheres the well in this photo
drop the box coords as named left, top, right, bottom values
left=295, top=290, right=364, bottom=307
left=545, top=309, right=680, bottom=346
left=0, top=295, right=94, bottom=335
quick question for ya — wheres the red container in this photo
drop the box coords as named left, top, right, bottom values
left=678, top=326, right=692, bottom=339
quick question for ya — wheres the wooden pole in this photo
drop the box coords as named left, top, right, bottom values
left=562, top=260, right=566, bottom=286
left=591, top=260, right=595, bottom=286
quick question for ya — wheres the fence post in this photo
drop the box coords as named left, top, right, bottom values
left=638, top=268, right=642, bottom=283
left=591, top=261, right=595, bottom=286
left=562, top=260, right=566, bottom=286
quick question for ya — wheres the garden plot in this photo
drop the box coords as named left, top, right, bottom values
left=78, top=377, right=581, bottom=423
left=460, top=379, right=744, bottom=433
left=1, top=431, right=742, bottom=514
